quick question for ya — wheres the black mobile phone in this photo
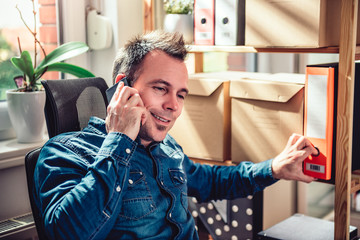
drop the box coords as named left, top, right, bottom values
left=105, top=77, right=129, bottom=102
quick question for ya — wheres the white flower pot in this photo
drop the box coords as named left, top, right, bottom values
left=164, top=14, right=194, bottom=44
left=0, top=101, right=16, bottom=141
left=6, top=90, right=46, bottom=143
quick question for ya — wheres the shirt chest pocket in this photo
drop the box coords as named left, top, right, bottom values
left=169, top=169, right=187, bottom=192
left=119, top=171, right=156, bottom=220
left=169, top=169, right=188, bottom=198
left=169, top=169, right=189, bottom=217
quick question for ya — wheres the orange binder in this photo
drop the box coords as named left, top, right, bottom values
left=194, top=0, right=215, bottom=45
left=303, top=67, right=335, bottom=180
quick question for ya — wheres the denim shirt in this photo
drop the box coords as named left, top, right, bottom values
left=34, top=117, right=277, bottom=240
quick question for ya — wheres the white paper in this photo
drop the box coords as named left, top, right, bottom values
left=306, top=74, right=328, bottom=139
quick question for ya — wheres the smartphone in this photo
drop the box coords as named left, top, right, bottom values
left=105, top=77, right=130, bottom=102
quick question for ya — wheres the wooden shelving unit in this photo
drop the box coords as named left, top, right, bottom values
left=334, top=1, right=358, bottom=239
left=188, top=45, right=346, bottom=54
left=143, top=0, right=359, bottom=239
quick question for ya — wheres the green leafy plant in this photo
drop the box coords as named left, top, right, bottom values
left=163, top=0, right=194, bottom=14
left=11, top=1, right=94, bottom=92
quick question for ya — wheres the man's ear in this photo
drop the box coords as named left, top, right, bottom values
left=115, top=74, right=126, bottom=83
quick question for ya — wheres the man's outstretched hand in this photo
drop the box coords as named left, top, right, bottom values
left=272, top=134, right=319, bottom=183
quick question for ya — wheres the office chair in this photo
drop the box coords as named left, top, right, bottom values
left=24, top=77, right=109, bottom=240
left=25, top=147, right=48, bottom=240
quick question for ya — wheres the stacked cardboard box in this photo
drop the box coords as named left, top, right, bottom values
left=245, top=0, right=360, bottom=47
left=169, top=77, right=231, bottom=161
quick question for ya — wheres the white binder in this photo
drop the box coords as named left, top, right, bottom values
left=215, top=0, right=245, bottom=46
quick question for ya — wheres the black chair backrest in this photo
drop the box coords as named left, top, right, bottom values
left=41, top=77, right=109, bottom=138
left=25, top=147, right=49, bottom=240
left=25, top=77, right=109, bottom=239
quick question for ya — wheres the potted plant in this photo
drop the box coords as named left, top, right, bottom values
left=6, top=2, right=94, bottom=143
left=163, top=0, right=194, bottom=44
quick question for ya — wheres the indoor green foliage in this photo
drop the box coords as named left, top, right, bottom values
left=11, top=42, right=95, bottom=91
left=163, top=0, right=194, bottom=14
left=0, top=60, right=19, bottom=100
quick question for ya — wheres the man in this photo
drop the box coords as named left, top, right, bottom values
left=34, top=31, right=317, bottom=239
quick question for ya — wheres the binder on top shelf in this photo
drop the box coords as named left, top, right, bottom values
left=194, top=0, right=215, bottom=45
left=215, top=0, right=245, bottom=46
left=303, top=62, right=360, bottom=183
left=303, top=66, right=336, bottom=180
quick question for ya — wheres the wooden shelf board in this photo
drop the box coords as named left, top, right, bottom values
left=190, top=158, right=234, bottom=166
left=188, top=45, right=360, bottom=54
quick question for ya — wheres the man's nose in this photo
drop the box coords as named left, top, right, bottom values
left=164, top=94, right=179, bottom=111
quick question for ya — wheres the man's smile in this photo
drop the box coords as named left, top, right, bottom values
left=151, top=112, right=171, bottom=123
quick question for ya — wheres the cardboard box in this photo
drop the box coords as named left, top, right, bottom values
left=169, top=77, right=231, bottom=161
left=227, top=72, right=305, bottom=228
left=245, top=0, right=360, bottom=47
left=230, top=73, right=305, bottom=163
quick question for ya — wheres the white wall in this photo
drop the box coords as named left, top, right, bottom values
left=89, top=0, right=143, bottom=85
left=58, top=0, right=143, bottom=86
left=257, top=53, right=297, bottom=73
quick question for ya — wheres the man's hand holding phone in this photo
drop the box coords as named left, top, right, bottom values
left=105, top=81, right=147, bottom=140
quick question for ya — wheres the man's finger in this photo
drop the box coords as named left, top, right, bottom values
left=294, top=145, right=317, bottom=163
left=312, top=146, right=320, bottom=156
left=300, top=140, right=319, bottom=156
left=119, top=86, right=138, bottom=106
left=299, top=173, right=317, bottom=183
left=125, top=93, right=143, bottom=108
left=112, top=81, right=124, bottom=102
left=286, top=133, right=300, bottom=148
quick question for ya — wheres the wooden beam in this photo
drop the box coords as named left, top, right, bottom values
left=190, top=158, right=234, bottom=166
left=335, top=0, right=358, bottom=239
left=143, top=0, right=154, bottom=33
left=194, top=52, right=204, bottom=73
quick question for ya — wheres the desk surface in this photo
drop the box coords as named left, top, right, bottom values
left=257, top=214, right=358, bottom=240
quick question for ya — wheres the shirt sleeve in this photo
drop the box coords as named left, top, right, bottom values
left=184, top=156, right=278, bottom=203
left=34, top=132, right=137, bottom=240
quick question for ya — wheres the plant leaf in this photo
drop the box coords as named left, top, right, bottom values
left=40, top=62, right=95, bottom=78
left=11, top=51, right=35, bottom=83
left=36, top=42, right=89, bottom=70
left=34, top=67, right=48, bottom=80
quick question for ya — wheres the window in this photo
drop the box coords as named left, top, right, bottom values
left=0, top=0, right=39, bottom=101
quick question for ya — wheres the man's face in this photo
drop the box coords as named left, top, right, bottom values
left=132, top=50, right=189, bottom=146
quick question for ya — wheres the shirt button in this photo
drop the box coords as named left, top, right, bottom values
left=125, top=148, right=131, bottom=154
left=169, top=213, right=172, bottom=218
left=129, top=179, right=134, bottom=184
left=116, top=186, right=121, bottom=192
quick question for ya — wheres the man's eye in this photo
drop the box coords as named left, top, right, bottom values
left=154, top=87, right=165, bottom=92
left=178, top=94, right=186, bottom=100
